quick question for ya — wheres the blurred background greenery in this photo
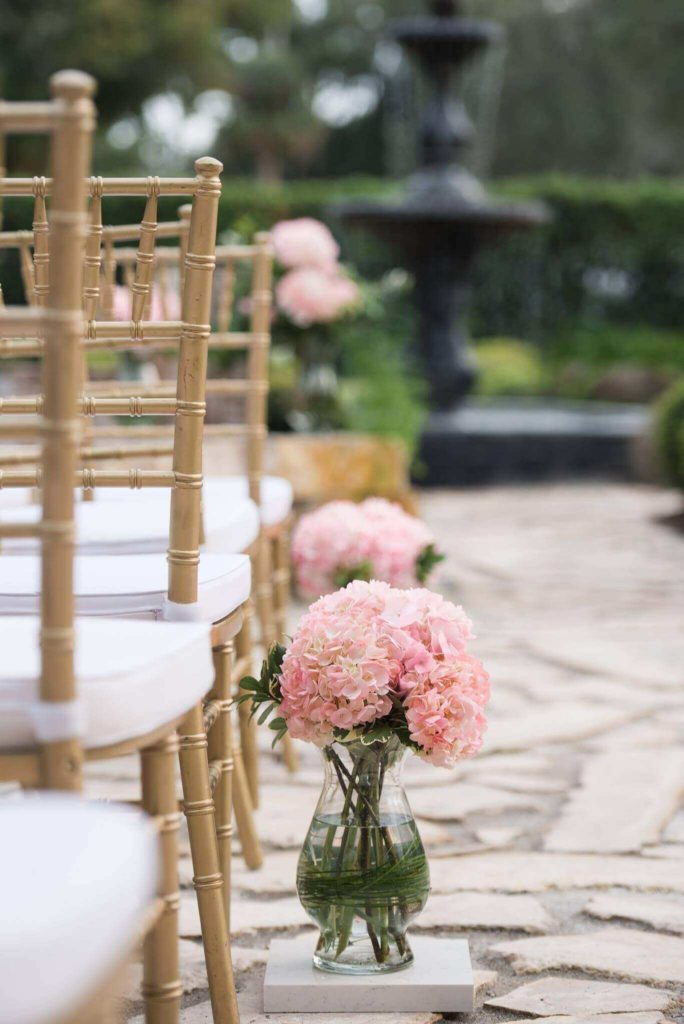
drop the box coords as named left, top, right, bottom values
left=1, top=0, right=683, bottom=458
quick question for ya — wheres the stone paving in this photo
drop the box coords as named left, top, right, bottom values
left=110, top=482, right=684, bottom=1022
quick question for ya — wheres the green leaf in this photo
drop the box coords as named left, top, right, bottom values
left=359, top=722, right=393, bottom=746
left=238, top=677, right=259, bottom=691
left=415, top=543, right=445, bottom=584
left=257, top=703, right=275, bottom=725
left=269, top=717, right=287, bottom=731
left=333, top=561, right=373, bottom=589
left=271, top=728, right=287, bottom=749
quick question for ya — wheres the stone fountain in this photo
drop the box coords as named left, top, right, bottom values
left=335, top=0, right=557, bottom=481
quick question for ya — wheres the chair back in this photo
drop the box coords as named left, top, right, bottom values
left=0, top=162, right=223, bottom=608
left=69, top=214, right=274, bottom=510
left=0, top=70, right=95, bottom=789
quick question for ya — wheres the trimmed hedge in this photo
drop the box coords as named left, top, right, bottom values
left=215, top=174, right=684, bottom=346
left=654, top=379, right=684, bottom=491
left=479, top=175, right=684, bottom=340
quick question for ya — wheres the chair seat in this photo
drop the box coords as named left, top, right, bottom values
left=87, top=475, right=293, bottom=528
left=0, top=551, right=250, bottom=621
left=0, top=486, right=260, bottom=555
left=0, top=487, right=34, bottom=509
left=0, top=795, right=158, bottom=1024
left=0, top=615, right=214, bottom=750
left=204, top=475, right=293, bottom=529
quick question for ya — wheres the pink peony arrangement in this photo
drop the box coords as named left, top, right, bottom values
left=270, top=217, right=360, bottom=326
left=240, top=579, right=489, bottom=768
left=292, top=497, right=444, bottom=597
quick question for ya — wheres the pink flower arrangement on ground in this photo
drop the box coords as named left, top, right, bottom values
left=270, top=217, right=360, bottom=326
left=240, top=579, right=489, bottom=768
left=292, top=497, right=444, bottom=597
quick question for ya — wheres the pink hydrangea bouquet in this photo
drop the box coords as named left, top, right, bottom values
left=292, top=497, right=445, bottom=597
left=239, top=579, right=489, bottom=972
left=271, top=217, right=360, bottom=327
left=242, top=579, right=488, bottom=766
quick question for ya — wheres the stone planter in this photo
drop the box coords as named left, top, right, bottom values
left=270, top=432, right=415, bottom=509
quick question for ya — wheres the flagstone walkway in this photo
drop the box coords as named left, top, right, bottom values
left=111, top=481, right=684, bottom=1022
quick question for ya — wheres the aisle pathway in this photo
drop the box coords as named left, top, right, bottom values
left=111, top=482, right=684, bottom=1022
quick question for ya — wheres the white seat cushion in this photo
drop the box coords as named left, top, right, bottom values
left=0, top=551, right=250, bottom=621
left=0, top=615, right=214, bottom=749
left=84, top=475, right=293, bottom=528
left=0, top=795, right=158, bottom=1024
left=203, top=475, right=293, bottom=529
left=0, top=487, right=34, bottom=508
left=0, top=486, right=260, bottom=555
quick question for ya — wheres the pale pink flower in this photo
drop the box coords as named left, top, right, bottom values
left=271, top=217, right=339, bottom=269
left=279, top=581, right=401, bottom=746
left=276, top=266, right=360, bottom=327
left=292, top=497, right=439, bottom=596
left=404, top=681, right=487, bottom=768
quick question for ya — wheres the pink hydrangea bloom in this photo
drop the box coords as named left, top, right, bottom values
left=292, top=500, right=367, bottom=597
left=292, top=498, right=438, bottom=596
left=277, top=579, right=489, bottom=767
left=276, top=266, right=360, bottom=327
left=271, top=217, right=340, bottom=269
left=404, top=668, right=488, bottom=767
left=279, top=580, right=401, bottom=745
left=111, top=284, right=181, bottom=321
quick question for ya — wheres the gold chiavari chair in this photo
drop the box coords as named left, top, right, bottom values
left=82, top=216, right=299, bottom=793
left=1, top=212, right=300, bottom=797
left=0, top=150, right=245, bottom=1020
left=0, top=69, right=168, bottom=1024
left=0, top=204, right=265, bottom=875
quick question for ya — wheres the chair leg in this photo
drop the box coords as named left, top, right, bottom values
left=140, top=734, right=182, bottom=1024
left=237, top=592, right=260, bottom=808
left=281, top=730, right=299, bottom=775
left=255, top=530, right=276, bottom=652
left=272, top=526, right=299, bottom=776
left=272, top=526, right=290, bottom=644
left=232, top=705, right=264, bottom=870
left=208, top=638, right=235, bottom=928
left=177, top=703, right=239, bottom=1024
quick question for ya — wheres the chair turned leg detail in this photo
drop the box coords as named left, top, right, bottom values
left=177, top=703, right=239, bottom=1024
left=272, top=528, right=290, bottom=646
left=209, top=639, right=235, bottom=929
left=255, top=531, right=276, bottom=653
left=272, top=527, right=299, bottom=776
left=140, top=734, right=182, bottom=1024
left=232, top=703, right=263, bottom=870
left=236, top=598, right=260, bottom=808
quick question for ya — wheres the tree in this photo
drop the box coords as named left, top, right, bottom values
left=0, top=0, right=230, bottom=170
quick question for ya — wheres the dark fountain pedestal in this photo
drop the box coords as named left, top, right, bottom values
left=420, top=397, right=649, bottom=486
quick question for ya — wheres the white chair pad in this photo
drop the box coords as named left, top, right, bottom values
left=84, top=475, right=293, bottom=528
left=0, top=615, right=214, bottom=750
left=0, top=487, right=34, bottom=509
left=0, top=487, right=260, bottom=555
left=0, top=795, right=158, bottom=1024
left=204, top=475, right=293, bottom=529
left=0, top=551, right=250, bottom=621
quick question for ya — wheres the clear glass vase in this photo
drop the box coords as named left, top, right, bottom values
left=296, top=737, right=430, bottom=975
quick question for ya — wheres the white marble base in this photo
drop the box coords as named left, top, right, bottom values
left=263, top=934, right=474, bottom=1013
